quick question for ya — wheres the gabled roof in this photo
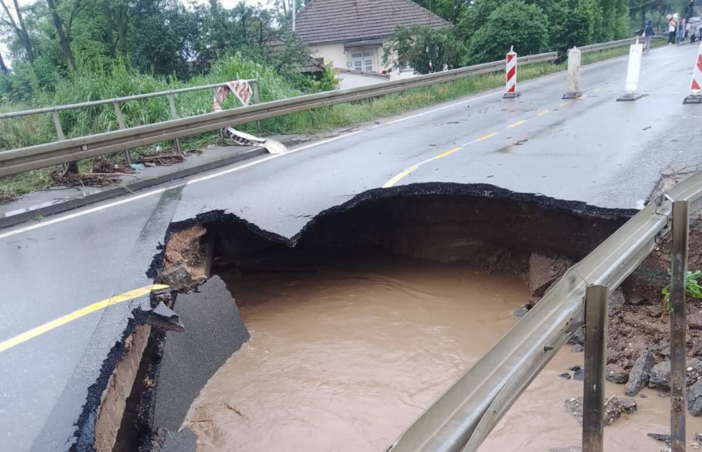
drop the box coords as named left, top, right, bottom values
left=294, top=0, right=450, bottom=46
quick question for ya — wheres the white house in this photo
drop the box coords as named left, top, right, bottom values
left=293, top=0, right=450, bottom=88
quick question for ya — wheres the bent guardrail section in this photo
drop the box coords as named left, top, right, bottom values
left=387, top=171, right=702, bottom=452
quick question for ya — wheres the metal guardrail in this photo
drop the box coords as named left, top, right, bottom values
left=580, top=37, right=641, bottom=53
left=386, top=172, right=702, bottom=452
left=0, top=53, right=563, bottom=177
left=0, top=36, right=646, bottom=177
left=0, top=79, right=260, bottom=166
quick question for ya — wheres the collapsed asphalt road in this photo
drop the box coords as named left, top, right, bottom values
left=1, top=43, right=702, bottom=451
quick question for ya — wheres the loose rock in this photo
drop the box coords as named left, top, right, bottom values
left=527, top=254, right=571, bottom=297
left=628, top=296, right=652, bottom=306
left=158, top=263, right=193, bottom=290
left=649, top=361, right=671, bottom=389
left=565, top=396, right=637, bottom=426
left=558, top=373, right=572, bottom=380
left=647, top=433, right=671, bottom=445
left=568, top=327, right=585, bottom=346
left=689, top=380, right=702, bottom=416
left=609, top=288, right=626, bottom=314
left=606, top=364, right=628, bottom=384
left=626, top=350, right=654, bottom=396
left=571, top=344, right=584, bottom=353
left=649, top=358, right=702, bottom=389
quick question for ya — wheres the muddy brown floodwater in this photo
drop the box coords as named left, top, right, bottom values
left=184, top=254, right=702, bottom=452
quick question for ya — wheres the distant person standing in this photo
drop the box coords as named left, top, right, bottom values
left=669, top=15, right=677, bottom=44
left=644, top=20, right=654, bottom=52
left=679, top=18, right=686, bottom=43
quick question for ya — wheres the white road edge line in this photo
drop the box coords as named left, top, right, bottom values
left=0, top=49, right=679, bottom=240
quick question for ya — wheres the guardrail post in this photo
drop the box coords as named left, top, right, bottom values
left=582, top=284, right=609, bottom=452
left=251, top=80, right=262, bottom=132
left=113, top=102, right=132, bottom=165
left=214, top=87, right=224, bottom=143
left=563, top=47, right=583, bottom=99
left=670, top=200, right=690, bottom=452
left=167, top=94, right=183, bottom=154
left=53, top=110, right=78, bottom=174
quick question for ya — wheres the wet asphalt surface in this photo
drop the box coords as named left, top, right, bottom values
left=1, top=43, right=701, bottom=451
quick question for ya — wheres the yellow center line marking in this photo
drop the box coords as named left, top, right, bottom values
left=557, top=102, right=570, bottom=108
left=537, top=109, right=550, bottom=116
left=0, top=284, right=169, bottom=354
left=435, top=147, right=461, bottom=159
left=507, top=120, right=527, bottom=128
left=383, top=166, right=419, bottom=189
left=576, top=94, right=588, bottom=100
left=474, top=132, right=498, bottom=142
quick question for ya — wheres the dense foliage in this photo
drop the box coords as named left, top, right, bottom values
left=396, top=0, right=693, bottom=72
left=383, top=25, right=466, bottom=73
left=467, top=1, right=549, bottom=64
left=0, top=0, right=322, bottom=102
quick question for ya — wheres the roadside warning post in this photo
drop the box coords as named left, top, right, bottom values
left=563, top=47, right=582, bottom=99
left=504, top=46, right=520, bottom=99
left=617, top=39, right=644, bottom=101
left=684, top=41, right=702, bottom=104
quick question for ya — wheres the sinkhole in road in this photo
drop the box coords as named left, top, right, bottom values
left=116, top=185, right=694, bottom=452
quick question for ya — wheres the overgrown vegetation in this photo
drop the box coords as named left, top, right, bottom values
left=385, top=0, right=691, bottom=71
left=0, top=44, right=645, bottom=198
left=663, top=270, right=702, bottom=313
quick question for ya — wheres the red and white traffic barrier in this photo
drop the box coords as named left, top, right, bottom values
left=504, top=47, right=520, bottom=99
left=213, top=80, right=252, bottom=112
left=213, top=80, right=287, bottom=154
left=684, top=42, right=702, bottom=104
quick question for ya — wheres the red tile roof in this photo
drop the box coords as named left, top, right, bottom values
left=295, top=0, right=450, bottom=46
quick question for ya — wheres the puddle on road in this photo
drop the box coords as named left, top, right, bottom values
left=182, top=254, right=702, bottom=452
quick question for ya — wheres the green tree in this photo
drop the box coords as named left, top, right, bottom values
left=466, top=0, right=548, bottom=64
left=383, top=25, right=466, bottom=74
left=412, top=0, right=470, bottom=24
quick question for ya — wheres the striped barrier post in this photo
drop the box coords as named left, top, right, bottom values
left=684, top=41, right=702, bottom=104
left=504, top=47, right=520, bottom=99
left=617, top=39, right=644, bottom=102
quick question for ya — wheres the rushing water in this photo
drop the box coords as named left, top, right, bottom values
left=184, top=254, right=702, bottom=452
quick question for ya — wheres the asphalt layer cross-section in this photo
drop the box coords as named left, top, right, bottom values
left=1, top=43, right=701, bottom=451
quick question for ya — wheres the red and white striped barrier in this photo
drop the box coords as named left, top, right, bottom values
left=213, top=80, right=287, bottom=154
left=504, top=47, right=520, bottom=99
left=213, top=80, right=252, bottom=112
left=684, top=42, right=702, bottom=104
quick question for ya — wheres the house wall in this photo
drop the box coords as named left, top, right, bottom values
left=337, top=72, right=389, bottom=89
left=310, top=41, right=416, bottom=82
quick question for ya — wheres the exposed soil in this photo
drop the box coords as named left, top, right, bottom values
left=0, top=189, right=18, bottom=204
left=158, top=225, right=210, bottom=290
left=586, top=170, right=702, bottom=406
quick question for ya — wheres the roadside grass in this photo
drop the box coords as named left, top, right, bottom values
left=0, top=41, right=666, bottom=199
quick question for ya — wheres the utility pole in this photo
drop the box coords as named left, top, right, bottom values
left=292, top=0, right=296, bottom=31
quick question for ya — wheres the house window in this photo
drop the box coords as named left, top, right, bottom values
left=400, top=60, right=413, bottom=72
left=351, top=50, right=375, bottom=72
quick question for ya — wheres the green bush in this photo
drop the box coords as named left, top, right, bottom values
left=383, top=25, right=467, bottom=74
left=467, top=1, right=549, bottom=64
left=663, top=270, right=702, bottom=313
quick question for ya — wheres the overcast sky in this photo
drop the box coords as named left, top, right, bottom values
left=0, top=0, right=279, bottom=64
